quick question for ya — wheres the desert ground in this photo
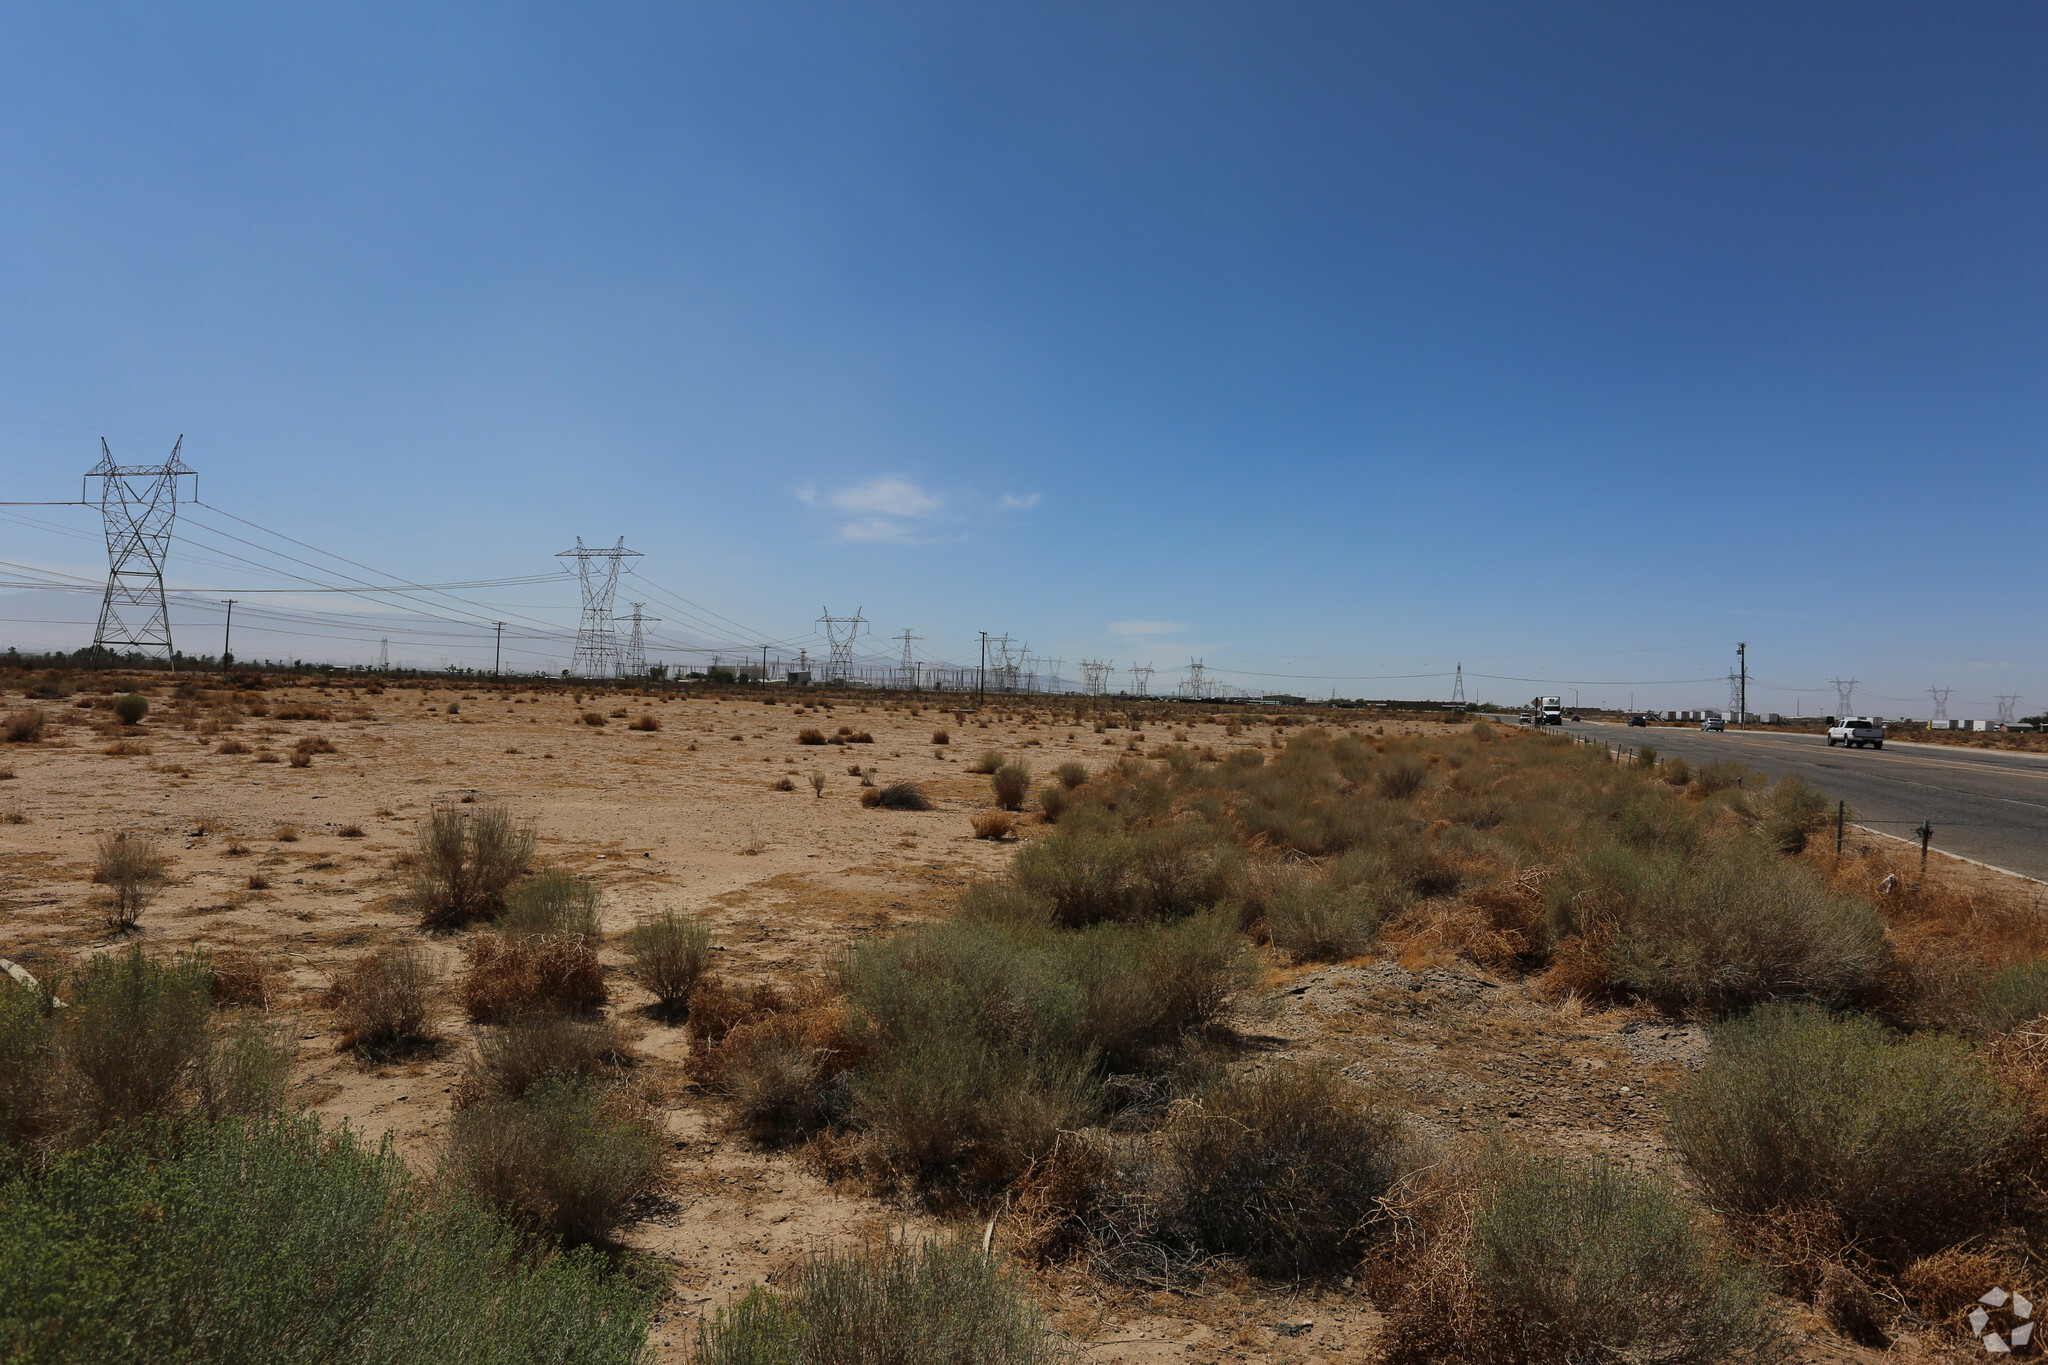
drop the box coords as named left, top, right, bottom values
left=1, top=672, right=2032, bottom=1363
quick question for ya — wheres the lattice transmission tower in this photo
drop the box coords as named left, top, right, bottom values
left=1129, top=662, right=1153, bottom=697
left=1927, top=688, right=1953, bottom=722
left=86, top=437, right=197, bottom=662
left=1451, top=663, right=1465, bottom=707
left=1997, top=695, right=2023, bottom=726
left=1080, top=659, right=1114, bottom=696
left=1178, top=658, right=1207, bottom=700
left=618, top=604, right=659, bottom=677
left=818, top=607, right=867, bottom=681
left=893, top=629, right=922, bottom=689
left=1044, top=658, right=1065, bottom=692
left=1828, top=678, right=1859, bottom=718
left=557, top=538, right=641, bottom=678
left=992, top=636, right=1026, bottom=693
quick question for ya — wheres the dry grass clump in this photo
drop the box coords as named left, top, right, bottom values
left=969, top=749, right=1006, bottom=774
left=327, top=946, right=438, bottom=1056
left=91, top=831, right=172, bottom=929
left=618, top=910, right=712, bottom=1017
left=102, top=738, right=151, bottom=757
left=862, top=781, right=931, bottom=811
left=990, top=762, right=1031, bottom=811
left=294, top=735, right=338, bottom=756
left=110, top=693, right=149, bottom=725
left=1666, top=1004, right=2022, bottom=1268
left=273, top=822, right=299, bottom=841
left=688, top=983, right=864, bottom=1142
left=971, top=810, right=1015, bottom=840
left=4, top=707, right=45, bottom=743
left=1264, top=873, right=1379, bottom=962
left=497, top=867, right=601, bottom=940
left=930, top=728, right=950, bottom=745
left=1981, top=959, right=2048, bottom=1033
left=1153, top=1063, right=1406, bottom=1277
left=626, top=713, right=659, bottom=731
left=797, top=727, right=827, bottom=744
left=459, top=932, right=606, bottom=1023
left=1053, top=760, right=1089, bottom=789
left=695, top=1235, right=1063, bottom=1365
left=581, top=711, right=606, bottom=726
left=445, top=1077, right=663, bottom=1246
left=456, top=1014, right=633, bottom=1108
left=771, top=775, right=796, bottom=791
left=410, top=804, right=535, bottom=930
left=207, top=949, right=269, bottom=1009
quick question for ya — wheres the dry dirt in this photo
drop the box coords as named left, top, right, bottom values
left=0, top=682, right=2017, bottom=1363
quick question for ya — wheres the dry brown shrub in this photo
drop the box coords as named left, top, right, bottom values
left=931, top=729, right=950, bottom=745
left=1383, top=871, right=1542, bottom=972
left=91, top=831, right=171, bottom=929
left=627, top=713, right=659, bottom=731
left=4, top=708, right=45, bottom=743
left=454, top=1013, right=633, bottom=1109
left=687, top=979, right=862, bottom=1140
left=327, top=946, right=437, bottom=1055
left=293, top=735, right=338, bottom=755
left=971, top=810, right=1015, bottom=840
left=581, top=711, right=606, bottom=726
left=216, top=738, right=250, bottom=754
left=1900, top=1247, right=2033, bottom=1334
left=859, top=787, right=883, bottom=808
left=1006, top=1131, right=1122, bottom=1267
left=273, top=823, right=299, bottom=842
left=288, top=751, right=312, bottom=768
left=459, top=932, right=606, bottom=1023
left=102, top=739, right=151, bottom=757
left=797, top=727, right=827, bottom=744
left=208, top=949, right=269, bottom=1008
left=771, top=776, right=796, bottom=791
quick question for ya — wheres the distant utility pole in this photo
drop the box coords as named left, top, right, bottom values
left=1736, top=643, right=1747, bottom=723
left=978, top=632, right=989, bottom=704
left=1180, top=658, right=1207, bottom=701
left=557, top=537, right=640, bottom=678
left=220, top=599, right=236, bottom=670
left=1451, top=664, right=1465, bottom=707
left=87, top=436, right=196, bottom=665
left=1828, top=678, right=1859, bottom=719
left=492, top=622, right=505, bottom=676
left=378, top=638, right=389, bottom=671
left=1997, top=694, right=2022, bottom=726
left=1928, top=688, right=1953, bottom=722
left=615, top=605, right=657, bottom=678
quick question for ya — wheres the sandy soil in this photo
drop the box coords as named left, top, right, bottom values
left=0, top=679, right=2021, bottom=1362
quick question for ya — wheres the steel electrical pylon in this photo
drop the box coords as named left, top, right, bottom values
left=619, top=603, right=659, bottom=677
left=557, top=538, right=641, bottom=678
left=1451, top=663, right=1466, bottom=707
left=1080, top=659, right=1114, bottom=696
left=1128, top=662, right=1153, bottom=696
left=86, top=437, right=196, bottom=663
left=1997, top=695, right=2022, bottom=727
left=1178, top=658, right=1207, bottom=700
left=894, top=629, right=921, bottom=689
left=1928, top=688, right=1953, bottom=722
left=1828, top=678, right=1859, bottom=719
left=818, top=607, right=867, bottom=681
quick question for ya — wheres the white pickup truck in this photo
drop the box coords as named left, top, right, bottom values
left=1827, top=717, right=1885, bottom=750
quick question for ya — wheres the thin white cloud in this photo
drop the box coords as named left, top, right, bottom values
left=825, top=476, right=942, bottom=519
left=793, top=481, right=818, bottom=506
left=1000, top=492, right=1042, bottom=510
left=837, top=517, right=920, bottom=543
left=1110, top=620, right=1189, bottom=637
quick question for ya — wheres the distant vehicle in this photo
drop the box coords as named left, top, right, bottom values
left=1516, top=713, right=1532, bottom=725
left=1827, top=717, right=1885, bottom=750
left=1700, top=717, right=1726, bottom=732
left=1528, top=695, right=1564, bottom=727
left=1627, top=715, right=1649, bottom=727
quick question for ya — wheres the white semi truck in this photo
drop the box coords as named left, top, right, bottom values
left=1529, top=696, right=1564, bottom=726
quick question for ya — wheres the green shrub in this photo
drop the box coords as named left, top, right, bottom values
left=1635, top=743, right=1657, bottom=768
left=1374, top=757, right=1428, bottom=800
left=1006, top=824, right=1232, bottom=927
left=411, top=804, right=535, bottom=930
left=446, top=1078, right=665, bottom=1247
left=499, top=868, right=601, bottom=939
left=1981, top=959, right=2048, bottom=1032
left=111, top=693, right=149, bottom=725
left=970, top=749, right=1006, bottom=775
left=870, top=782, right=932, bottom=811
left=1266, top=875, right=1379, bottom=962
left=1759, top=776, right=1830, bottom=854
left=1036, top=784, right=1070, bottom=822
left=1053, top=761, right=1089, bottom=790
left=0, top=983, right=54, bottom=1151
left=1606, top=841, right=1886, bottom=1011
left=1662, top=755, right=1692, bottom=786
left=55, top=947, right=216, bottom=1136
left=618, top=911, right=711, bottom=1017
left=991, top=763, right=1031, bottom=812
left=697, top=1235, right=1063, bottom=1365
left=1155, top=1063, right=1405, bottom=1277
left=91, top=831, right=171, bottom=930
left=0, top=1115, right=652, bottom=1362
left=842, top=913, right=1253, bottom=1186
left=1471, top=1152, right=1781, bottom=1365
left=1666, top=1004, right=2023, bottom=1262
left=1693, top=760, right=1747, bottom=795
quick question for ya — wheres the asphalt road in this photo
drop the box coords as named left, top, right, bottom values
left=1555, top=720, right=2048, bottom=883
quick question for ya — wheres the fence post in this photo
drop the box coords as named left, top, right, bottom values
left=1835, top=800, right=1845, bottom=857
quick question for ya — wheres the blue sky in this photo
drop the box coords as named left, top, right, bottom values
left=2, top=4, right=2042, bottom=715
